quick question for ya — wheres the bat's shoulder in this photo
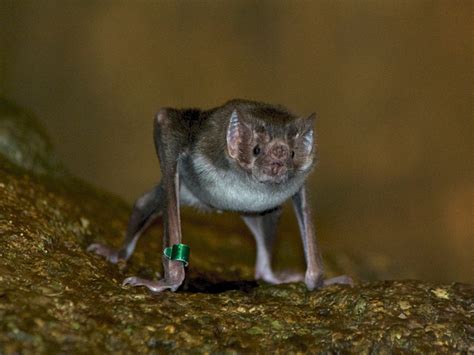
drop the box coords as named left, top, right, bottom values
left=154, top=107, right=207, bottom=134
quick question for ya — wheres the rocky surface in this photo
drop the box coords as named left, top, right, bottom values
left=0, top=99, right=472, bottom=353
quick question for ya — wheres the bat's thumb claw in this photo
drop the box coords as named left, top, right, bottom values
left=86, top=243, right=99, bottom=252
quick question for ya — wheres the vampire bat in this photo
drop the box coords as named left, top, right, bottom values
left=88, top=99, right=352, bottom=293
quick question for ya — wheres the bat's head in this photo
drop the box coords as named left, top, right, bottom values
left=226, top=106, right=316, bottom=184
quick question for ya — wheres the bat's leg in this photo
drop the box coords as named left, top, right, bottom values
left=87, top=185, right=163, bottom=263
left=292, top=185, right=353, bottom=290
left=122, top=108, right=186, bottom=293
left=241, top=208, right=303, bottom=285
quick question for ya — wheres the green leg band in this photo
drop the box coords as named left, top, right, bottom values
left=163, top=244, right=190, bottom=267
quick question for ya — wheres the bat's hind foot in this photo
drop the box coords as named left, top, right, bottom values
left=122, top=276, right=183, bottom=293
left=323, top=275, right=353, bottom=286
left=305, top=271, right=353, bottom=290
left=261, top=271, right=353, bottom=290
left=257, top=270, right=304, bottom=285
left=87, top=243, right=125, bottom=264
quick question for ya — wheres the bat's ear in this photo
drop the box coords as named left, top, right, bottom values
left=300, top=113, right=316, bottom=154
left=303, top=112, right=316, bottom=129
left=226, top=109, right=251, bottom=159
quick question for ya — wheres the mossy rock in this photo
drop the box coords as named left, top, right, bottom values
left=0, top=98, right=65, bottom=176
left=0, top=100, right=472, bottom=352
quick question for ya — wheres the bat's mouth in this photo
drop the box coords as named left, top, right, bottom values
left=258, top=161, right=289, bottom=184
left=256, top=173, right=289, bottom=185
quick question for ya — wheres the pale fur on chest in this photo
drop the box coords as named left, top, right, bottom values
left=178, top=153, right=305, bottom=213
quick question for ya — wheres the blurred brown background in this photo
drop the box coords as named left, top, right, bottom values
left=1, top=0, right=472, bottom=283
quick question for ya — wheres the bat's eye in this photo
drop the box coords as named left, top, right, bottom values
left=253, top=145, right=261, bottom=156
left=291, top=150, right=295, bottom=158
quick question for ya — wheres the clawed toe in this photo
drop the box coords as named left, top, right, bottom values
left=122, top=276, right=142, bottom=287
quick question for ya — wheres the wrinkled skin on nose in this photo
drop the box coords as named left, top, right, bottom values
left=270, top=143, right=289, bottom=160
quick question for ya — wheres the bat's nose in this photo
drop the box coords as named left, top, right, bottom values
left=270, top=142, right=289, bottom=160
left=271, top=162, right=286, bottom=176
